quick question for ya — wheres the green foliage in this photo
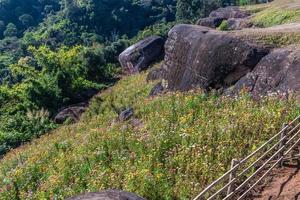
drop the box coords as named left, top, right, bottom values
left=3, top=23, right=18, bottom=37
left=217, top=20, right=229, bottom=31
left=0, top=44, right=120, bottom=155
left=0, top=0, right=179, bottom=156
left=18, top=14, right=34, bottom=27
left=176, top=0, right=222, bottom=22
left=0, top=72, right=299, bottom=199
left=130, top=22, right=176, bottom=44
left=0, top=110, right=57, bottom=155
left=0, top=0, right=60, bottom=39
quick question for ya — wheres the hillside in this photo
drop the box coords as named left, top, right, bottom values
left=0, top=71, right=299, bottom=199
left=0, top=0, right=178, bottom=156
left=0, top=0, right=300, bottom=200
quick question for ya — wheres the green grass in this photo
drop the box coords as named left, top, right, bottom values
left=0, top=71, right=299, bottom=200
left=217, top=20, right=229, bottom=31
left=250, top=0, right=300, bottom=27
left=253, top=8, right=300, bottom=27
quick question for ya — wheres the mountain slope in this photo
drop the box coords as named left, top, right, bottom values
left=0, top=1, right=300, bottom=200
left=0, top=70, right=299, bottom=199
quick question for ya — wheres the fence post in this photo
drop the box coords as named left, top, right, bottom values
left=278, top=124, right=287, bottom=167
left=227, top=159, right=239, bottom=196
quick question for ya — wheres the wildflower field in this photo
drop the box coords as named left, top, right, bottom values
left=0, top=72, right=299, bottom=200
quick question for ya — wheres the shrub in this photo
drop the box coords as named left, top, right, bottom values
left=217, top=20, right=229, bottom=31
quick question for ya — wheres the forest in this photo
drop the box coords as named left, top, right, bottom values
left=0, top=0, right=266, bottom=155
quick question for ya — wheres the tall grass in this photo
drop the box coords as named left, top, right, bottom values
left=0, top=72, right=299, bottom=200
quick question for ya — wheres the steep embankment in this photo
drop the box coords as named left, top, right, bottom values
left=0, top=1, right=299, bottom=200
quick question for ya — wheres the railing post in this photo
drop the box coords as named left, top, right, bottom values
left=227, top=159, right=239, bottom=196
left=278, top=124, right=287, bottom=167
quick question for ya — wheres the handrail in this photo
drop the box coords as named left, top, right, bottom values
left=193, top=115, right=300, bottom=200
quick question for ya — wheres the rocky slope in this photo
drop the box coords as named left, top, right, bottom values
left=153, top=4, right=300, bottom=99
left=162, top=24, right=269, bottom=91
left=227, top=46, right=300, bottom=98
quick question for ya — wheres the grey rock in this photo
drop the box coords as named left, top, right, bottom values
left=197, top=17, right=224, bottom=28
left=119, top=36, right=165, bottom=74
left=149, top=82, right=165, bottom=97
left=227, top=18, right=253, bottom=30
left=119, top=108, right=134, bottom=121
left=209, top=6, right=251, bottom=19
left=163, top=24, right=269, bottom=91
left=227, top=47, right=300, bottom=97
left=54, top=103, right=87, bottom=124
left=67, top=190, right=145, bottom=200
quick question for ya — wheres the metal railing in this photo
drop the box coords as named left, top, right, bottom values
left=193, top=115, right=300, bottom=200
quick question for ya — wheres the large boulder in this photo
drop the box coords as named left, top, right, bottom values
left=197, top=17, right=224, bottom=28
left=54, top=103, right=87, bottom=124
left=197, top=6, right=252, bottom=29
left=209, top=6, right=251, bottom=19
left=119, top=36, right=165, bottom=74
left=227, top=18, right=253, bottom=30
left=163, top=24, right=269, bottom=91
left=67, top=190, right=145, bottom=200
left=227, top=47, right=300, bottom=97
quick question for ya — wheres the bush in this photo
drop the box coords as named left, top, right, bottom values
left=217, top=20, right=229, bottom=31
left=0, top=110, right=56, bottom=156
left=0, top=44, right=121, bottom=155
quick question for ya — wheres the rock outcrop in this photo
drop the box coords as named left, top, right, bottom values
left=209, top=6, right=251, bottom=19
left=119, top=36, right=165, bottom=74
left=197, top=6, right=252, bottom=29
left=227, top=47, right=300, bottom=97
left=163, top=24, right=269, bottom=91
left=226, top=18, right=253, bottom=30
left=54, top=103, right=87, bottom=124
left=67, top=190, right=145, bottom=200
left=197, top=17, right=224, bottom=28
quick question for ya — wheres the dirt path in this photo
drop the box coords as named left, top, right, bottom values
left=254, top=161, right=300, bottom=200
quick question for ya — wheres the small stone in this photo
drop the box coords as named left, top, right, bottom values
left=66, top=190, right=145, bottom=200
left=149, top=82, right=164, bottom=97
left=119, top=108, right=134, bottom=121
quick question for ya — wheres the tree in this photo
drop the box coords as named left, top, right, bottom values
left=176, top=0, right=193, bottom=21
left=19, top=14, right=34, bottom=27
left=0, top=21, right=5, bottom=35
left=3, top=23, right=18, bottom=37
left=176, top=0, right=222, bottom=21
